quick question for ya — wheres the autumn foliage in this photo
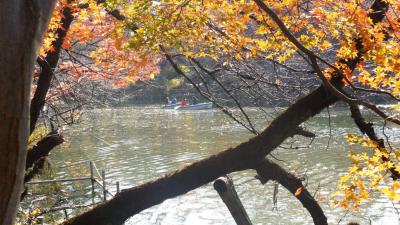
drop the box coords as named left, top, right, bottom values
left=36, top=0, right=400, bottom=215
left=40, top=0, right=160, bottom=89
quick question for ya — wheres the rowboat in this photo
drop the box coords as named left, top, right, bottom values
left=161, top=103, right=181, bottom=109
left=175, top=102, right=213, bottom=110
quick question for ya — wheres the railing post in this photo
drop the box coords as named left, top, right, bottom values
left=63, top=209, right=69, bottom=220
left=102, top=170, right=107, bottom=201
left=89, top=161, right=95, bottom=204
left=273, top=182, right=278, bottom=211
left=116, top=181, right=120, bottom=194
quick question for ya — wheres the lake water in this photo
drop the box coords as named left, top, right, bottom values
left=50, top=107, right=400, bottom=225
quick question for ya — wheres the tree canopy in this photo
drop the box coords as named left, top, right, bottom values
left=3, top=0, right=400, bottom=224
left=44, top=0, right=400, bottom=209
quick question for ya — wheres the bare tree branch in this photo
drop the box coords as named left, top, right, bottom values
left=256, top=159, right=327, bottom=225
left=26, top=131, right=64, bottom=170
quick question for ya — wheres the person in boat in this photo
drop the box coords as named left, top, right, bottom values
left=171, top=97, right=177, bottom=104
left=181, top=97, right=188, bottom=107
left=192, top=96, right=198, bottom=105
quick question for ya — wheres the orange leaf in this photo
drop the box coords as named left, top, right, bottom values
left=294, top=187, right=303, bottom=196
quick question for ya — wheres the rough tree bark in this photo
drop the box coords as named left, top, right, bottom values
left=0, top=1, right=55, bottom=224
left=22, top=131, right=64, bottom=201
left=26, top=131, right=64, bottom=170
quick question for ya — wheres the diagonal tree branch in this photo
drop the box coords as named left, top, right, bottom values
left=349, top=104, right=400, bottom=179
left=162, top=47, right=259, bottom=134
left=190, top=57, right=259, bottom=134
left=26, top=131, right=64, bottom=170
left=63, top=79, right=340, bottom=225
left=20, top=157, right=48, bottom=201
left=61, top=2, right=348, bottom=225
left=256, top=159, right=327, bottom=225
left=61, top=1, right=393, bottom=225
left=30, top=3, right=74, bottom=134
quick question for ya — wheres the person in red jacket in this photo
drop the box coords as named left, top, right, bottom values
left=181, top=98, right=187, bottom=107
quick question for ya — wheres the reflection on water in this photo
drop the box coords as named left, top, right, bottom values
left=51, top=107, right=400, bottom=225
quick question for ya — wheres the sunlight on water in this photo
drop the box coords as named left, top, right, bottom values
left=51, top=106, right=400, bottom=225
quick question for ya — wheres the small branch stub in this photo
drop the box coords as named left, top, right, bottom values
left=213, top=176, right=253, bottom=225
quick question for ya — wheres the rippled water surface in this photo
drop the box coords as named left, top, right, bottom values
left=51, top=107, right=400, bottom=225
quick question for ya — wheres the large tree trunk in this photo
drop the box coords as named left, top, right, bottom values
left=0, top=1, right=55, bottom=224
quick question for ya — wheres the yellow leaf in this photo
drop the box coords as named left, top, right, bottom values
left=393, top=181, right=400, bottom=191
